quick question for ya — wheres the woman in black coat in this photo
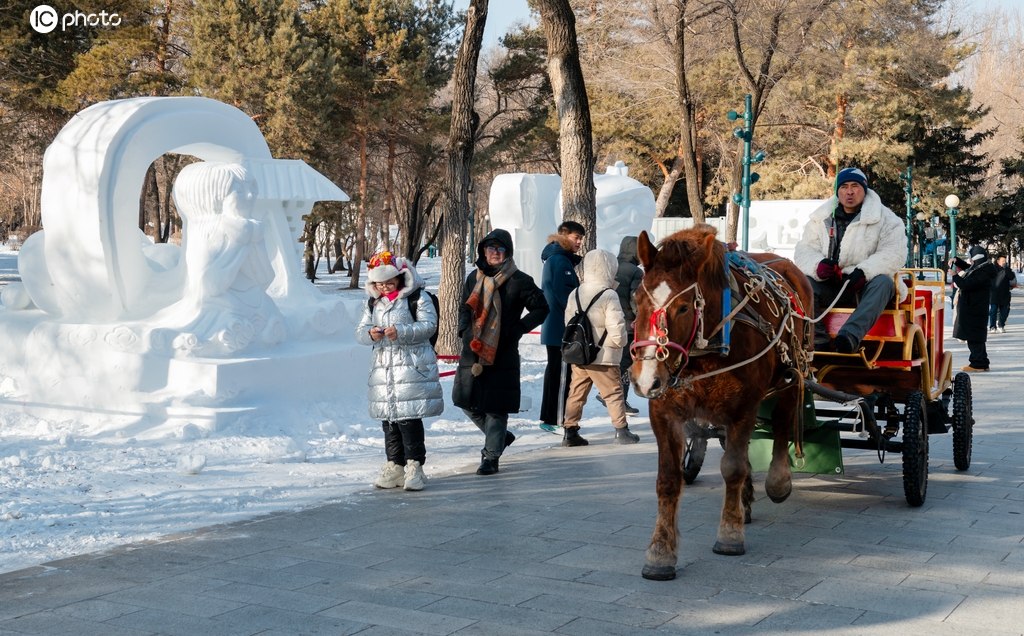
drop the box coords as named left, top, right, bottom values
left=452, top=228, right=549, bottom=475
left=951, top=245, right=997, bottom=372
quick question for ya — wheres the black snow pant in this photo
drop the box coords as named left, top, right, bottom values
left=540, top=346, right=572, bottom=426
left=967, top=340, right=990, bottom=370
left=382, top=419, right=426, bottom=466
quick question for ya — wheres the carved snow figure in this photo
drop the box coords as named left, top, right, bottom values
left=163, top=163, right=285, bottom=355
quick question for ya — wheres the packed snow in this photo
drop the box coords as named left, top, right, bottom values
left=0, top=248, right=650, bottom=574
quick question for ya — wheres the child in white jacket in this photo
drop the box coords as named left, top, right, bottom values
left=561, top=249, right=640, bottom=447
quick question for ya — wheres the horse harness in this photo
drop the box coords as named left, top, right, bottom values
left=631, top=247, right=812, bottom=394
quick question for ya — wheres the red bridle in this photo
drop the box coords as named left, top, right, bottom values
left=630, top=281, right=704, bottom=371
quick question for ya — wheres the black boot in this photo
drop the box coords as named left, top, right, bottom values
left=505, top=431, right=515, bottom=448
left=562, top=426, right=589, bottom=447
left=623, top=399, right=640, bottom=416
left=614, top=425, right=640, bottom=445
left=476, top=456, right=499, bottom=475
left=620, top=371, right=640, bottom=415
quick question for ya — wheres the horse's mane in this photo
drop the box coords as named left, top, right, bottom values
left=656, top=224, right=726, bottom=292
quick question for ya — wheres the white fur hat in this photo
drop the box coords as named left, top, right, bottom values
left=367, top=252, right=403, bottom=283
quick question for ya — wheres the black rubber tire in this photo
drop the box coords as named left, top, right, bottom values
left=682, top=435, right=707, bottom=485
left=902, top=390, right=929, bottom=507
left=952, top=372, right=973, bottom=471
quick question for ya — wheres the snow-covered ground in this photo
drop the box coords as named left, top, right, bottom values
left=0, top=248, right=649, bottom=574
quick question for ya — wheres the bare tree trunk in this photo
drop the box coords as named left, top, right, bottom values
left=304, top=220, right=320, bottom=281
left=349, top=132, right=369, bottom=288
left=535, top=0, right=597, bottom=250
left=436, top=0, right=488, bottom=356
left=382, top=128, right=396, bottom=250
left=674, top=0, right=705, bottom=223
left=655, top=156, right=684, bottom=217
left=139, top=164, right=155, bottom=232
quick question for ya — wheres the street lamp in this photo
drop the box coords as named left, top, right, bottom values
left=899, top=167, right=920, bottom=267
left=727, top=94, right=765, bottom=251
left=945, top=194, right=960, bottom=261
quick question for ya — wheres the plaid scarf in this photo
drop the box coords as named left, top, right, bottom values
left=467, top=257, right=517, bottom=374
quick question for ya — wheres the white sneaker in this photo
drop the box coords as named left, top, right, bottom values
left=998, top=327, right=1006, bottom=334
left=403, top=460, right=426, bottom=491
left=989, top=327, right=998, bottom=333
left=374, top=461, right=405, bottom=489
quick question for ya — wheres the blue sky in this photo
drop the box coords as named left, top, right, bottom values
left=452, top=0, right=1022, bottom=48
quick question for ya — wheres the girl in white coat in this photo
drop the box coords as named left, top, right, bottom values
left=561, top=249, right=640, bottom=447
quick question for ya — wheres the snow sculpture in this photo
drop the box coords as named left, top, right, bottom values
left=0, top=97, right=366, bottom=434
left=488, top=162, right=656, bottom=277
left=158, top=163, right=285, bottom=354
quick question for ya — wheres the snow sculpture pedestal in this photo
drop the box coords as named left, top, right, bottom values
left=0, top=97, right=365, bottom=436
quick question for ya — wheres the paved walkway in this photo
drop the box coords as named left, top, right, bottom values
left=3, top=299, right=1024, bottom=635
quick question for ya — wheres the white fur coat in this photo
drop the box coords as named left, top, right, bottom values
left=565, top=250, right=628, bottom=366
left=794, top=189, right=909, bottom=301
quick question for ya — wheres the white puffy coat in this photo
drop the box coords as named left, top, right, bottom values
left=794, top=189, right=909, bottom=301
left=564, top=249, right=628, bottom=366
left=355, top=263, right=444, bottom=421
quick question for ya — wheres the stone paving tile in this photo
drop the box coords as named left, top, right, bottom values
left=766, top=555, right=909, bottom=586
left=852, top=610, right=1024, bottom=636
left=50, top=598, right=147, bottom=623
left=543, top=542, right=649, bottom=576
left=318, top=600, right=477, bottom=635
left=369, top=557, right=508, bottom=584
left=943, top=590, right=1024, bottom=631
left=520, top=592, right=672, bottom=628
left=415, top=596, right=575, bottom=632
left=226, top=552, right=309, bottom=571
left=554, top=616, right=664, bottom=635
left=97, top=585, right=247, bottom=618
left=195, top=561, right=327, bottom=590
left=0, top=598, right=48, bottom=622
left=436, top=530, right=585, bottom=562
left=0, top=571, right=138, bottom=611
left=298, top=579, right=445, bottom=609
left=348, top=542, right=479, bottom=566
left=460, top=555, right=591, bottom=582
left=201, top=581, right=343, bottom=614
left=4, top=610, right=157, bottom=636
left=797, top=577, right=965, bottom=618
left=678, top=557, right=825, bottom=599
left=351, top=625, right=449, bottom=636
left=394, top=576, right=541, bottom=606
left=265, top=544, right=392, bottom=568
left=450, top=620, right=553, bottom=636
left=212, top=603, right=368, bottom=636
left=487, top=573, right=630, bottom=603
left=103, top=607, right=261, bottom=636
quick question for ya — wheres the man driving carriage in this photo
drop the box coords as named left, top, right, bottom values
left=794, top=167, right=909, bottom=354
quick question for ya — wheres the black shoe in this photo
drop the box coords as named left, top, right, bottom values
left=562, top=426, right=589, bottom=447
left=614, top=426, right=640, bottom=444
left=476, top=457, right=499, bottom=475
left=505, top=431, right=515, bottom=448
left=835, top=331, right=858, bottom=354
left=595, top=394, right=606, bottom=406
left=623, top=400, right=640, bottom=416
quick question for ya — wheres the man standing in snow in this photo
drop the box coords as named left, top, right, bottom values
left=539, top=221, right=585, bottom=432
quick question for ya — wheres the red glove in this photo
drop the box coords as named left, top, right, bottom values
left=816, top=259, right=841, bottom=281
left=847, top=268, right=866, bottom=292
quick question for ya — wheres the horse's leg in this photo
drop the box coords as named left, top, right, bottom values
left=742, top=458, right=754, bottom=524
left=643, top=406, right=685, bottom=581
left=765, top=385, right=799, bottom=503
left=714, top=409, right=757, bottom=556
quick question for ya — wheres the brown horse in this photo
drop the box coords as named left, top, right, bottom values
left=630, top=226, right=814, bottom=581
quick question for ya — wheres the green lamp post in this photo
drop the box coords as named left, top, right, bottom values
left=899, top=167, right=920, bottom=267
left=728, top=94, right=765, bottom=251
left=945, top=194, right=960, bottom=261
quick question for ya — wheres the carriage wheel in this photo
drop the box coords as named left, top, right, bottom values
left=901, top=390, right=929, bottom=507
left=952, top=372, right=973, bottom=471
left=682, top=436, right=707, bottom=485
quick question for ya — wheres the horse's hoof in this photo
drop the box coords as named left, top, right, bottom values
left=641, top=564, right=677, bottom=580
left=766, top=484, right=792, bottom=504
left=713, top=541, right=745, bottom=556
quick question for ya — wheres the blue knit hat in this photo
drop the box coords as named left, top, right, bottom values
left=836, top=167, right=868, bottom=193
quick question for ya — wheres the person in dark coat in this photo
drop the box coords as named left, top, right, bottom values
left=538, top=221, right=585, bottom=431
left=989, top=254, right=1016, bottom=333
left=951, top=245, right=997, bottom=372
left=453, top=228, right=549, bottom=475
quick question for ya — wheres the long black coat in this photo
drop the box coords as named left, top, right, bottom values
left=991, top=264, right=1016, bottom=306
left=452, top=229, right=549, bottom=415
left=952, top=259, right=997, bottom=342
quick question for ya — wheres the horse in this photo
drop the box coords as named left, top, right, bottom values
left=629, top=225, right=815, bottom=581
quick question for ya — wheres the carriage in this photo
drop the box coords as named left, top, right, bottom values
left=680, top=267, right=976, bottom=507
left=630, top=227, right=979, bottom=580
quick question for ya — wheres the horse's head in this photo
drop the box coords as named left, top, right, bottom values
left=630, top=226, right=724, bottom=399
